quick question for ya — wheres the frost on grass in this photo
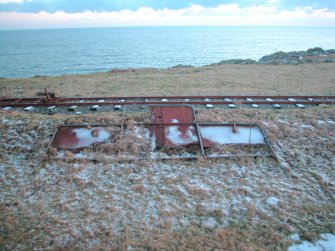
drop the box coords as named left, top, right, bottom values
left=288, top=233, right=335, bottom=251
left=1, top=108, right=335, bottom=250
left=266, top=196, right=280, bottom=207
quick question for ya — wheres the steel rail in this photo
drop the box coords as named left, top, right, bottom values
left=1, top=100, right=334, bottom=107
left=1, top=94, right=335, bottom=102
left=1, top=95, right=335, bottom=108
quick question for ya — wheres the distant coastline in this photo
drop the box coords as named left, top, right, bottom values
left=172, top=47, right=335, bottom=68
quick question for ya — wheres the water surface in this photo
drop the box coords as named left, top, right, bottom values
left=0, top=26, right=334, bottom=78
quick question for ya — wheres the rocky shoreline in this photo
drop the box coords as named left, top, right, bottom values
left=210, top=47, right=335, bottom=66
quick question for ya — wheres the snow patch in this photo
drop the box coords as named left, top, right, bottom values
left=288, top=233, right=335, bottom=251
left=199, top=126, right=265, bottom=144
left=278, top=119, right=289, bottom=124
left=151, top=133, right=157, bottom=151
left=290, top=234, right=300, bottom=242
left=299, top=125, right=313, bottom=129
left=262, top=121, right=278, bottom=128
left=202, top=217, right=217, bottom=229
left=266, top=197, right=279, bottom=206
left=166, top=122, right=198, bottom=145
left=72, top=128, right=111, bottom=148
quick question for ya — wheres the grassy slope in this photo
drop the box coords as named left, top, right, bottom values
left=1, top=64, right=335, bottom=250
left=1, top=63, right=335, bottom=97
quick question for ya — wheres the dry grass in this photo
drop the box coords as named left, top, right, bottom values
left=1, top=63, right=335, bottom=97
left=1, top=106, right=335, bottom=250
left=1, top=63, right=335, bottom=249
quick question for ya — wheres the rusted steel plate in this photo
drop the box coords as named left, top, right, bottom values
left=51, top=126, right=111, bottom=150
left=150, top=106, right=194, bottom=123
left=199, top=124, right=265, bottom=147
left=150, top=106, right=196, bottom=148
left=150, top=124, right=165, bottom=148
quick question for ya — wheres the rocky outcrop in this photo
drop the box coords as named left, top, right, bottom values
left=171, top=64, right=194, bottom=69
left=211, top=59, right=257, bottom=65
left=258, top=47, right=335, bottom=65
left=183, top=47, right=335, bottom=67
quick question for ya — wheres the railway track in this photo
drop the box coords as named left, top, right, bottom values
left=1, top=94, right=335, bottom=111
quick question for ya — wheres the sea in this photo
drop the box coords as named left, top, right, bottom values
left=0, top=26, right=334, bottom=78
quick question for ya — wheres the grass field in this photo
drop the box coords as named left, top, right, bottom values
left=1, top=63, right=335, bottom=97
left=1, top=64, right=335, bottom=250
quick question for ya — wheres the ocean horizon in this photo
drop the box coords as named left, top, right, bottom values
left=0, top=26, right=334, bottom=78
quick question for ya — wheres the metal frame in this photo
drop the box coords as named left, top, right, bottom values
left=47, top=105, right=278, bottom=161
left=148, top=122, right=277, bottom=160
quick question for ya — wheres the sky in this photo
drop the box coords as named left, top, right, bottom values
left=0, top=0, right=335, bottom=29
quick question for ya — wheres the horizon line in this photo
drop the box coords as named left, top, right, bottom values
left=1, top=25, right=335, bottom=31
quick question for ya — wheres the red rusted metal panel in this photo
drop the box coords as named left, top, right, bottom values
left=150, top=124, right=165, bottom=148
left=150, top=106, right=194, bottom=123
left=149, top=106, right=197, bottom=148
left=51, top=126, right=111, bottom=150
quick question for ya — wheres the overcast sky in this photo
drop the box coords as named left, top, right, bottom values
left=0, top=0, right=335, bottom=29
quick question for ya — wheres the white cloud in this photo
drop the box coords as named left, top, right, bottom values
left=266, top=0, right=281, bottom=5
left=0, top=0, right=30, bottom=3
left=0, top=4, right=334, bottom=29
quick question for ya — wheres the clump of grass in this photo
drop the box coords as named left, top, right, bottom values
left=64, top=151, right=75, bottom=163
left=108, top=68, right=136, bottom=74
left=48, top=146, right=58, bottom=156
left=32, top=75, right=47, bottom=78
left=131, top=184, right=147, bottom=194
left=187, top=185, right=210, bottom=199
